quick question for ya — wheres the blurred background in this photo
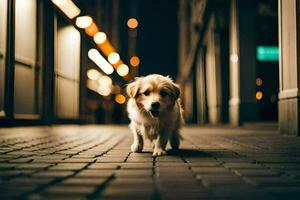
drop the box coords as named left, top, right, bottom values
left=0, top=0, right=292, bottom=130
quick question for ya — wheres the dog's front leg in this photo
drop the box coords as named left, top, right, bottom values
left=152, top=134, right=168, bottom=156
left=130, top=125, right=143, bottom=153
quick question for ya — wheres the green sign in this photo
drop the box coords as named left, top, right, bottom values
left=256, top=46, right=279, bottom=61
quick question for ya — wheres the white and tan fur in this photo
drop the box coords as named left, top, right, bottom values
left=126, top=74, right=184, bottom=156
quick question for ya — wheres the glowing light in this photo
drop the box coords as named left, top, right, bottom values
left=130, top=56, right=140, bottom=67
left=230, top=54, right=239, bottom=63
left=117, top=64, right=129, bottom=77
left=256, top=46, right=279, bottom=61
left=98, top=76, right=112, bottom=86
left=86, top=79, right=98, bottom=92
left=108, top=52, right=120, bottom=65
left=87, top=69, right=101, bottom=80
left=85, top=22, right=98, bottom=36
left=94, top=32, right=107, bottom=44
left=51, top=0, right=80, bottom=19
left=88, top=49, right=114, bottom=75
left=98, top=86, right=111, bottom=96
left=76, top=16, right=92, bottom=28
left=115, top=94, right=126, bottom=104
left=127, top=18, right=138, bottom=29
left=256, top=77, right=262, bottom=86
left=256, top=91, right=263, bottom=100
left=51, top=0, right=65, bottom=7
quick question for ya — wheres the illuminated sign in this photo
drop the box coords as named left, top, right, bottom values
left=256, top=46, right=279, bottom=61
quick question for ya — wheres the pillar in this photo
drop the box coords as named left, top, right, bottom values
left=278, top=0, right=300, bottom=136
left=229, top=0, right=259, bottom=126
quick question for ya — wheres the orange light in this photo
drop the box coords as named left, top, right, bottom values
left=127, top=18, right=138, bottom=29
left=97, top=40, right=115, bottom=57
left=85, top=22, right=99, bottom=37
left=256, top=91, right=263, bottom=100
left=130, top=56, right=140, bottom=67
left=256, top=77, right=262, bottom=86
left=115, top=94, right=126, bottom=104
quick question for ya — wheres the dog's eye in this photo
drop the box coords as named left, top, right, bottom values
left=143, top=90, right=150, bottom=96
left=160, top=90, right=168, bottom=97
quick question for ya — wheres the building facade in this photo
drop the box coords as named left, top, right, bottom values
left=178, top=0, right=300, bottom=135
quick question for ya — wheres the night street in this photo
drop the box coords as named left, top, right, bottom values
left=0, top=125, right=300, bottom=200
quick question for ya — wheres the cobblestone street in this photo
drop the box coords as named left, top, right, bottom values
left=0, top=125, right=300, bottom=200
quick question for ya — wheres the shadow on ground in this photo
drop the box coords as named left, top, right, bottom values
left=167, top=149, right=211, bottom=158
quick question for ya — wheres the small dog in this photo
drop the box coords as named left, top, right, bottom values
left=126, top=74, right=184, bottom=156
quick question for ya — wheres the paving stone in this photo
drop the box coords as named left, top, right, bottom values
left=223, top=163, right=268, bottom=169
left=75, top=170, right=114, bottom=178
left=0, top=163, right=16, bottom=169
left=89, top=163, right=119, bottom=170
left=44, top=185, right=97, bottom=195
left=49, top=163, right=87, bottom=170
left=243, top=176, right=300, bottom=187
left=7, top=177, right=53, bottom=185
left=33, top=171, right=75, bottom=178
left=191, top=167, right=232, bottom=174
left=15, top=163, right=52, bottom=170
left=233, top=169, right=281, bottom=177
left=115, top=169, right=153, bottom=177
left=60, top=158, right=96, bottom=163
left=120, top=163, right=153, bottom=169
left=1, top=125, right=300, bottom=200
left=100, top=187, right=154, bottom=199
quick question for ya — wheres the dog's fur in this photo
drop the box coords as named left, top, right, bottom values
left=126, top=74, right=184, bottom=156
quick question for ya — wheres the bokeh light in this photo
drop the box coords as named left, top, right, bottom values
left=76, top=16, right=92, bottom=28
left=87, top=69, right=100, bottom=80
left=127, top=18, right=138, bottom=29
left=256, top=77, right=263, bottom=86
left=98, top=75, right=112, bottom=86
left=130, top=56, right=140, bottom=67
left=93, top=32, right=107, bottom=44
left=117, top=64, right=129, bottom=77
left=256, top=91, right=263, bottom=100
left=115, top=94, right=126, bottom=104
left=108, top=52, right=120, bottom=65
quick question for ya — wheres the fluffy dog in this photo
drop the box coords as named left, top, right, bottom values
left=126, top=74, right=184, bottom=156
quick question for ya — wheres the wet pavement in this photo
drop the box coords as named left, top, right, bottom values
left=0, top=125, right=300, bottom=200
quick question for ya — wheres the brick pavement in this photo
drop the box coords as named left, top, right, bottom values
left=0, top=125, right=300, bottom=200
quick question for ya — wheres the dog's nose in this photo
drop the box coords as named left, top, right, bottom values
left=151, top=102, right=160, bottom=110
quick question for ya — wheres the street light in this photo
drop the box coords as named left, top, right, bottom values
left=108, top=52, right=120, bottom=65
left=127, top=18, right=138, bottom=29
left=88, top=49, right=114, bottom=75
left=130, top=56, right=140, bottom=67
left=87, top=69, right=101, bottom=80
left=94, top=32, right=107, bottom=44
left=76, top=16, right=93, bottom=28
left=51, top=0, right=80, bottom=19
left=117, top=64, right=129, bottom=77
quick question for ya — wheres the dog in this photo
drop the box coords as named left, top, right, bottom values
left=126, top=74, right=184, bottom=156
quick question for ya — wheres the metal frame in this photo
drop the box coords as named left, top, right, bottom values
left=0, top=0, right=57, bottom=126
left=3, top=0, right=15, bottom=120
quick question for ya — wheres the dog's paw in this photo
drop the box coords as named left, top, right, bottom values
left=131, top=143, right=143, bottom=153
left=152, top=149, right=166, bottom=157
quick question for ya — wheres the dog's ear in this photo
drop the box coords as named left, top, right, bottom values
left=126, top=78, right=141, bottom=98
left=171, top=83, right=181, bottom=100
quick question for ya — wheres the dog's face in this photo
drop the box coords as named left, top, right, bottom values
left=127, top=74, right=180, bottom=118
